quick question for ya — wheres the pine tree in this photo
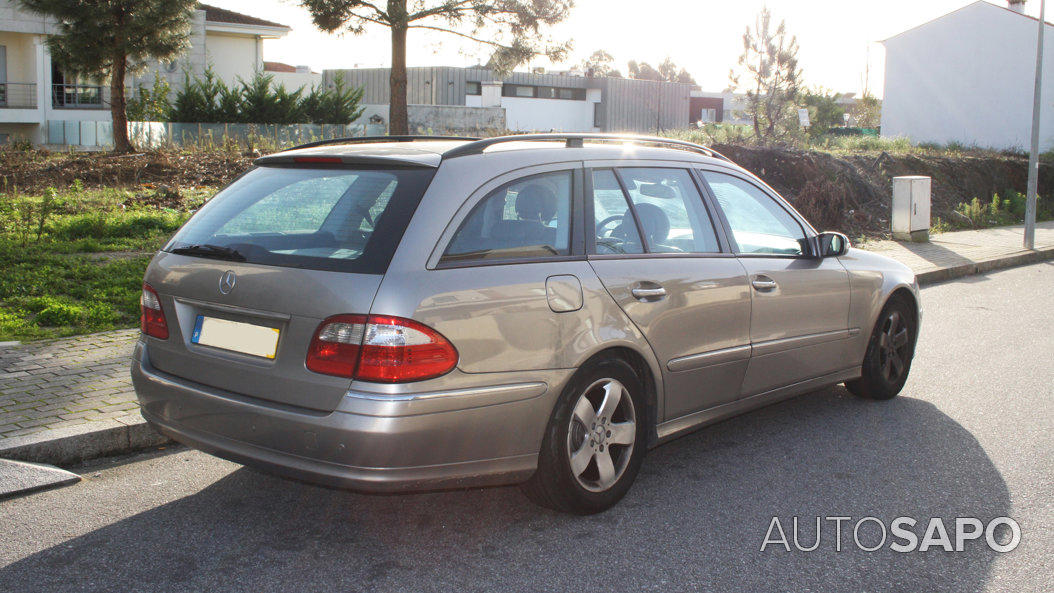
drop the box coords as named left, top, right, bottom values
left=729, top=8, right=803, bottom=142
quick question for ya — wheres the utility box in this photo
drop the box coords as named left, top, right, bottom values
left=892, top=176, right=931, bottom=242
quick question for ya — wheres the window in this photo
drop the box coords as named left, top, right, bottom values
left=166, top=167, right=435, bottom=274
left=616, top=168, right=721, bottom=253
left=466, top=81, right=481, bottom=96
left=502, top=84, right=535, bottom=98
left=442, top=171, right=573, bottom=264
left=591, top=170, right=643, bottom=254
left=701, top=171, right=807, bottom=256
left=499, top=84, right=586, bottom=100
left=593, top=103, right=604, bottom=128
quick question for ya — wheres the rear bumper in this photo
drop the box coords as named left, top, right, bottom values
left=131, top=342, right=568, bottom=493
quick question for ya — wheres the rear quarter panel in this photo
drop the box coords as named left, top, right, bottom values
left=366, top=154, right=667, bottom=417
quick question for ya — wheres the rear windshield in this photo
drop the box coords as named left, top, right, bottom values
left=165, top=166, right=436, bottom=274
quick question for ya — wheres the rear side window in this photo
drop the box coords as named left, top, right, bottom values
left=441, top=171, right=573, bottom=264
left=166, top=166, right=435, bottom=274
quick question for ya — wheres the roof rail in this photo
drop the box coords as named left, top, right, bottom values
left=284, top=135, right=481, bottom=152
left=441, top=133, right=732, bottom=161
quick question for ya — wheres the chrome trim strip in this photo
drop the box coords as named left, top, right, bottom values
left=667, top=345, right=751, bottom=372
left=340, top=381, right=550, bottom=417
left=346, top=381, right=547, bottom=403
left=750, top=329, right=850, bottom=357
left=174, top=297, right=292, bottom=321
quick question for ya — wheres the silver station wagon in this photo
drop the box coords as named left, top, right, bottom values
left=132, top=134, right=921, bottom=514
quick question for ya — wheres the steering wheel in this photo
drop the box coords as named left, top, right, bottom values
left=596, top=214, right=625, bottom=237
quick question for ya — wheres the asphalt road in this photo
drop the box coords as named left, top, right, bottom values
left=2, top=263, right=1052, bottom=593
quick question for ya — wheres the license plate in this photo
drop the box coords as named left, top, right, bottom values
left=191, top=316, right=280, bottom=359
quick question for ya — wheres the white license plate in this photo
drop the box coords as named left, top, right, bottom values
left=191, top=316, right=280, bottom=359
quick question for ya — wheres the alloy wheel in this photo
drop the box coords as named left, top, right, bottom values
left=877, top=310, right=911, bottom=383
left=566, top=378, right=637, bottom=492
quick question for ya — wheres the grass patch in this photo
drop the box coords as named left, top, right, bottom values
left=0, top=182, right=212, bottom=341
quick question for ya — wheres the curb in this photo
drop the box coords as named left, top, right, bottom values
left=0, top=413, right=171, bottom=467
left=914, top=246, right=1054, bottom=286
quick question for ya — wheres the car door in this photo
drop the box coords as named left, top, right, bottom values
left=697, top=169, right=852, bottom=396
left=585, top=163, right=751, bottom=420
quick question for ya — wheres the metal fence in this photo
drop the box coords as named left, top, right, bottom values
left=0, top=83, right=37, bottom=109
left=52, top=84, right=107, bottom=109
left=47, top=120, right=386, bottom=149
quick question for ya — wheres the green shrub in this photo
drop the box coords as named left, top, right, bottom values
left=127, top=73, right=173, bottom=122
left=35, top=300, right=85, bottom=326
left=170, top=68, right=364, bottom=125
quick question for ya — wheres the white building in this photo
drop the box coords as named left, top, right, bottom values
left=331, top=67, right=692, bottom=133
left=881, top=0, right=1054, bottom=150
left=0, top=2, right=292, bottom=145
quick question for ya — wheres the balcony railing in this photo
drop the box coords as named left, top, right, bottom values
left=52, top=84, right=108, bottom=109
left=0, top=83, right=38, bottom=109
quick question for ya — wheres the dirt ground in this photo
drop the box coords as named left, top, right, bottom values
left=2, top=145, right=1049, bottom=239
left=715, top=144, right=1054, bottom=237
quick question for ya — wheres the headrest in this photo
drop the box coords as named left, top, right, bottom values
left=515, top=184, right=558, bottom=223
left=633, top=202, right=670, bottom=244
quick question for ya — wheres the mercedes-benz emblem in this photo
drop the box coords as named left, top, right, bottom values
left=219, top=270, right=237, bottom=295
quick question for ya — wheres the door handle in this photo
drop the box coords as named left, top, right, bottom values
left=751, top=277, right=778, bottom=291
left=631, top=286, right=667, bottom=300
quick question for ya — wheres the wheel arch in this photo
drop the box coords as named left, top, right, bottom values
left=576, top=345, right=661, bottom=447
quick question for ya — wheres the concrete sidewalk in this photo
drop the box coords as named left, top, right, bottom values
left=864, top=221, right=1054, bottom=284
left=1, top=222, right=1052, bottom=467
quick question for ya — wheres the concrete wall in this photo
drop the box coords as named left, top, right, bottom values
left=882, top=1, right=1054, bottom=151
left=0, top=31, right=36, bottom=83
left=354, top=103, right=506, bottom=135
left=268, top=70, right=321, bottom=91
left=499, top=96, right=596, bottom=132
left=0, top=1, right=52, bottom=35
left=203, top=33, right=261, bottom=87
left=132, top=11, right=207, bottom=90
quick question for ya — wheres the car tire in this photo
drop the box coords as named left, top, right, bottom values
left=845, top=296, right=917, bottom=400
left=522, top=357, right=647, bottom=514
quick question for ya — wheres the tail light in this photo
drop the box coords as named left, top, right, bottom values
left=140, top=284, right=169, bottom=339
left=306, top=314, right=458, bottom=383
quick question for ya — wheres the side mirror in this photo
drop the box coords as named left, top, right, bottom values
left=817, top=231, right=850, bottom=257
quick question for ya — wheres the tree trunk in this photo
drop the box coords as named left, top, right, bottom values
left=389, top=23, right=409, bottom=135
left=110, top=54, right=132, bottom=153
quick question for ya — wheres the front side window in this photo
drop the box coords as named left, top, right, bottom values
left=166, top=166, right=435, bottom=273
left=442, top=171, right=572, bottom=264
left=618, top=168, right=721, bottom=253
left=701, top=171, right=807, bottom=256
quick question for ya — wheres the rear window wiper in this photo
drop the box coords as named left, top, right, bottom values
left=169, top=244, right=247, bottom=262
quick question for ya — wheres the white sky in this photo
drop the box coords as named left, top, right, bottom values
left=210, top=0, right=1044, bottom=97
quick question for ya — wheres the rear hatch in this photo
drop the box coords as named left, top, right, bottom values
left=143, top=163, right=436, bottom=412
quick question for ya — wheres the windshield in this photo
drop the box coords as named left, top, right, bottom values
left=165, top=165, right=436, bottom=274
